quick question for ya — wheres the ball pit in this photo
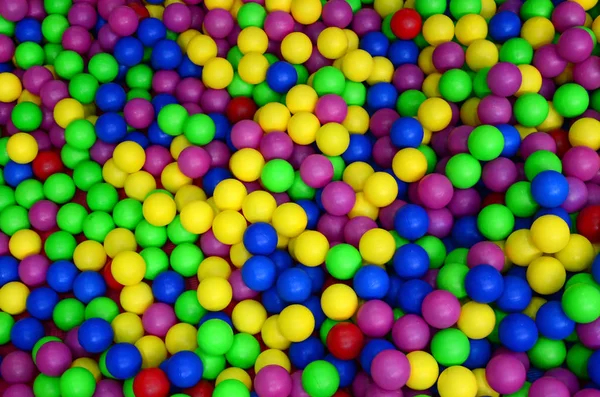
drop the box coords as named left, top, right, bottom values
left=2, top=0, right=600, bottom=396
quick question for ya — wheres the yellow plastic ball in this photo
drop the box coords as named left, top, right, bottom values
left=202, top=57, right=234, bottom=89
left=197, top=256, right=231, bottom=281
left=570, top=117, right=600, bottom=150
left=455, top=14, right=488, bottom=46
left=460, top=98, right=482, bottom=126
left=230, top=148, right=265, bottom=182
left=423, top=14, right=455, bottom=45
left=238, top=52, right=270, bottom=84
left=272, top=202, right=308, bottom=238
left=197, top=276, right=233, bottom=311
left=120, top=282, right=154, bottom=315
left=112, top=313, right=144, bottom=344
left=594, top=15, right=600, bottom=41
left=317, top=27, right=349, bottom=60
left=523, top=296, right=547, bottom=320
left=232, top=299, right=267, bottom=334
left=111, top=251, right=146, bottom=286
left=177, top=29, right=199, bottom=51
left=73, top=240, right=107, bottom=271
left=359, top=228, right=395, bottom=265
left=530, top=214, right=571, bottom=254
left=187, top=34, right=218, bottom=66
left=102, top=159, right=128, bottom=188
left=505, top=229, right=542, bottom=266
left=161, top=162, right=192, bottom=193
left=438, top=366, right=478, bottom=397
left=290, top=0, right=321, bottom=24
left=216, top=368, right=252, bottom=390
left=422, top=73, right=442, bottom=98
left=348, top=191, right=379, bottom=220
left=212, top=210, right=248, bottom=245
left=54, top=98, right=85, bottom=128
left=473, top=368, right=499, bottom=397
left=204, top=0, right=234, bottom=9
left=294, top=230, right=329, bottom=267
left=124, top=171, right=156, bottom=201
left=286, top=85, right=318, bottom=114
left=342, top=49, right=373, bottom=82
left=280, top=32, right=313, bottom=64
left=521, top=17, right=555, bottom=49
left=277, top=304, right=315, bottom=343
left=238, top=27, right=269, bottom=54
left=135, top=335, right=168, bottom=368
left=0, top=73, right=22, bottom=102
left=343, top=105, right=370, bottom=134
left=179, top=200, right=214, bottom=235
left=537, top=102, right=564, bottom=132
left=242, top=190, right=277, bottom=223
left=343, top=162, right=375, bottom=192
left=316, top=122, right=350, bottom=156
left=259, top=102, right=290, bottom=132
left=457, top=302, right=496, bottom=340
left=113, top=141, right=145, bottom=173
left=142, top=192, right=176, bottom=227
left=0, top=282, right=29, bottom=315
left=321, top=284, right=358, bottom=320
left=255, top=349, right=291, bottom=373
left=103, top=229, right=137, bottom=258
left=570, top=0, right=597, bottom=10
left=515, top=64, right=542, bottom=96
left=555, top=234, right=595, bottom=272
left=363, top=171, right=398, bottom=208
left=9, top=229, right=41, bottom=260
left=418, top=46, right=437, bottom=75
left=71, top=358, right=101, bottom=382
left=7, top=133, right=38, bottom=164
left=231, top=242, right=252, bottom=268
left=265, top=0, right=291, bottom=11
left=170, top=135, right=191, bottom=160
left=527, top=256, right=566, bottom=295
left=145, top=5, right=164, bottom=18
left=392, top=148, right=427, bottom=183
left=17, top=91, right=40, bottom=106
left=287, top=112, right=320, bottom=145
left=406, top=351, right=439, bottom=390
left=374, top=0, right=403, bottom=16
left=174, top=185, right=206, bottom=211
left=366, top=56, right=395, bottom=85
left=214, top=179, right=248, bottom=211
left=465, top=39, right=499, bottom=71
left=165, top=323, right=198, bottom=354
left=480, top=0, right=497, bottom=19
left=555, top=62, right=574, bottom=85
left=261, top=315, right=291, bottom=350
left=344, top=29, right=359, bottom=52
left=418, top=97, right=452, bottom=132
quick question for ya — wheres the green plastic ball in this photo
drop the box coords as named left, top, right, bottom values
left=430, top=328, right=470, bottom=366
left=0, top=205, right=30, bottom=235
left=439, top=69, right=473, bottom=102
left=56, top=203, right=87, bottom=234
left=43, top=173, right=76, bottom=204
left=196, top=350, right=226, bottom=380
left=87, top=183, right=119, bottom=212
left=227, top=46, right=244, bottom=69
left=417, top=144, right=438, bottom=174
left=197, top=319, right=234, bottom=356
left=126, top=65, right=154, bottom=90
left=65, top=120, right=97, bottom=151
left=416, top=235, right=446, bottom=268
left=54, top=50, right=85, bottom=80
left=88, top=53, right=119, bottom=83
left=44, top=43, right=64, bottom=65
left=553, top=83, right=589, bottom=118
left=82, top=211, right=115, bottom=242
left=69, top=73, right=99, bottom=105
left=140, top=246, right=170, bottom=280
left=237, top=3, right=267, bottom=28
left=175, top=290, right=206, bottom=324
left=213, top=380, right=250, bottom=397
left=59, top=367, right=96, bottom=397
left=477, top=204, right=515, bottom=241
left=253, top=82, right=281, bottom=107
left=157, top=104, right=188, bottom=136
left=261, top=159, right=295, bottom=193
left=61, top=144, right=91, bottom=170
left=0, top=312, right=14, bottom=344
left=228, top=73, right=255, bottom=98
left=499, top=38, right=534, bottom=65
left=14, top=179, right=44, bottom=209
left=0, top=137, right=9, bottom=166
left=113, top=199, right=143, bottom=230
left=44, top=0, right=73, bottom=15
left=397, top=90, right=427, bottom=117
left=415, top=0, right=446, bottom=18
left=505, top=181, right=539, bottom=217
left=445, top=153, right=481, bottom=189
left=325, top=243, right=362, bottom=280
left=84, top=297, right=120, bottom=322
left=313, top=66, right=346, bottom=96
left=524, top=150, right=562, bottom=180
left=225, top=333, right=261, bottom=369
left=34, top=374, right=61, bottom=397
left=0, top=15, right=15, bottom=35
left=135, top=220, right=168, bottom=247
left=520, top=0, right=554, bottom=19
left=44, top=231, right=77, bottom=261
left=341, top=81, right=367, bottom=106
left=437, top=262, right=469, bottom=299
left=11, top=102, right=43, bottom=132
left=302, top=360, right=341, bottom=397
left=327, top=156, right=346, bottom=181
left=473, top=67, right=492, bottom=98
left=167, top=215, right=199, bottom=245
left=294, top=64, right=309, bottom=85
left=449, top=0, right=481, bottom=19
left=288, top=172, right=316, bottom=200
left=319, top=318, right=341, bottom=344
left=445, top=248, right=468, bottom=265
left=528, top=337, right=566, bottom=370
left=513, top=93, right=549, bottom=127
left=0, top=185, right=15, bottom=212
left=53, top=298, right=85, bottom=331
left=183, top=113, right=216, bottom=145
left=170, top=242, right=204, bottom=277
left=504, top=382, right=531, bottom=397
left=562, top=283, right=600, bottom=324
left=566, top=343, right=593, bottom=378
left=467, top=125, right=504, bottom=161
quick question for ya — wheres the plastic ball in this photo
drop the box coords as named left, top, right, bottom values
left=437, top=366, right=477, bottom=397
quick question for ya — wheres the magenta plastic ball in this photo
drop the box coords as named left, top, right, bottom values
left=316, top=214, right=348, bottom=243
left=89, top=141, right=115, bottom=165
left=26, top=0, right=44, bottom=19
left=432, top=42, right=465, bottom=72
left=562, top=176, right=588, bottom=213
left=289, top=144, right=316, bottom=169
left=204, top=140, right=231, bottom=168
left=142, top=303, right=177, bottom=337
left=254, top=365, right=293, bottom=397
left=546, top=368, right=580, bottom=395
left=177, top=146, right=211, bottom=179
left=391, top=314, right=430, bottom=352
left=370, top=109, right=399, bottom=138
left=163, top=3, right=191, bottom=32
left=421, top=290, right=461, bottom=329
left=447, top=125, right=473, bottom=155
left=22, top=66, right=52, bottom=95
left=304, top=21, right=326, bottom=43
left=273, top=192, right=290, bottom=206
left=153, top=70, right=180, bottom=94
left=36, top=341, right=73, bottom=377
left=529, top=377, right=570, bottom=397
left=200, top=89, right=230, bottom=113
left=98, top=0, right=124, bottom=20
left=557, top=27, right=594, bottom=63
left=123, top=98, right=154, bottom=130
left=417, top=173, right=453, bottom=209
left=371, top=350, right=410, bottom=391
left=62, top=26, right=93, bottom=54
left=492, top=347, right=530, bottom=370
left=200, top=229, right=231, bottom=257
left=0, top=351, right=35, bottom=383
left=552, top=1, right=586, bottom=32
left=18, top=254, right=49, bottom=287
left=379, top=200, right=405, bottom=230
left=229, top=269, right=259, bottom=300
left=372, top=136, right=395, bottom=168
left=351, top=8, right=381, bottom=36
left=260, top=131, right=293, bottom=161
left=143, top=145, right=172, bottom=176
left=299, top=154, right=334, bottom=188
left=40, top=80, right=69, bottom=109
left=426, top=207, right=453, bottom=238
left=577, top=317, right=600, bottom=349
left=574, top=55, right=600, bottom=90
left=175, top=77, right=205, bottom=103
left=182, top=102, right=203, bottom=115
left=0, top=232, right=9, bottom=255
left=575, top=390, right=600, bottom=397
left=203, top=8, right=234, bottom=38
left=477, top=95, right=512, bottom=125
left=264, top=11, right=295, bottom=41
left=97, top=24, right=119, bottom=51
left=487, top=62, right=522, bottom=97
left=315, top=94, right=348, bottom=124
left=321, top=181, right=356, bottom=216
left=393, top=64, right=424, bottom=93
left=322, top=0, right=353, bottom=28
left=482, top=157, right=518, bottom=193
left=343, top=216, right=377, bottom=247
left=520, top=132, right=557, bottom=159
left=290, top=371, right=310, bottom=397
left=48, top=125, right=66, bottom=149
left=94, top=379, right=125, bottom=397
left=484, top=354, right=526, bottom=395
left=68, top=3, right=97, bottom=29
left=28, top=199, right=58, bottom=231
left=539, top=77, right=557, bottom=100
left=466, top=241, right=505, bottom=271
left=352, top=371, right=372, bottom=397
left=356, top=300, right=394, bottom=338
left=588, top=182, right=600, bottom=205
left=31, top=130, right=51, bottom=152
left=563, top=146, right=600, bottom=181
left=4, top=384, right=33, bottom=397
left=0, top=0, right=28, bottom=21
left=108, top=5, right=139, bottom=36
left=305, top=47, right=333, bottom=74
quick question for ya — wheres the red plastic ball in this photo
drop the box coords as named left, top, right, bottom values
left=133, top=368, right=170, bottom=397
left=103, top=260, right=124, bottom=291
left=185, top=380, right=214, bottom=397
left=32, top=151, right=64, bottom=181
left=129, top=2, right=150, bottom=19
left=548, top=129, right=570, bottom=158
left=226, top=97, right=258, bottom=123
left=326, top=322, right=364, bottom=360
left=390, top=8, right=422, bottom=40
left=577, top=205, right=600, bottom=243
left=482, top=192, right=505, bottom=207
left=333, top=391, right=352, bottom=397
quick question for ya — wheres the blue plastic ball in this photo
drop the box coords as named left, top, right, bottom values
left=387, top=40, right=419, bottom=67
left=303, top=295, right=326, bottom=329
left=261, top=286, right=285, bottom=314
left=26, top=287, right=59, bottom=320
left=463, top=338, right=492, bottom=369
left=296, top=199, right=320, bottom=230
left=341, top=134, right=373, bottom=163
left=451, top=215, right=485, bottom=248
left=465, top=264, right=504, bottom=303
left=276, top=267, right=312, bottom=303
left=588, top=350, right=600, bottom=385
left=534, top=207, right=572, bottom=228
left=10, top=317, right=44, bottom=351
left=202, top=168, right=233, bottom=196
left=241, top=255, right=277, bottom=292
left=243, top=222, right=278, bottom=256
left=152, top=270, right=185, bottom=304
left=95, top=83, right=126, bottom=112
left=298, top=264, right=325, bottom=294
left=397, top=279, right=433, bottom=315
left=496, top=275, right=532, bottom=313
left=209, top=113, right=231, bottom=142
left=268, top=249, right=293, bottom=275
left=325, top=354, right=357, bottom=388
left=125, top=131, right=150, bottom=149
left=73, top=271, right=107, bottom=304
left=390, top=117, right=424, bottom=149
left=535, top=301, right=575, bottom=340
left=105, top=343, right=143, bottom=380
left=151, top=93, right=178, bottom=114
left=78, top=318, right=114, bottom=354
left=95, top=112, right=128, bottom=144
left=498, top=313, right=539, bottom=352
left=178, top=56, right=203, bottom=78
left=198, top=312, right=233, bottom=328
left=392, top=243, right=430, bottom=279
left=497, top=124, right=521, bottom=157
left=0, top=256, right=18, bottom=287
left=488, top=11, right=522, bottom=42
left=353, top=265, right=390, bottom=300
left=166, top=351, right=204, bottom=388
left=137, top=18, right=167, bottom=47
left=359, top=339, right=395, bottom=375
left=366, top=82, right=398, bottom=110
left=360, top=31, right=390, bottom=57
left=15, top=18, right=42, bottom=43
left=114, top=37, right=144, bottom=67
left=394, top=203, right=429, bottom=240
left=289, top=336, right=326, bottom=369
left=148, top=122, right=174, bottom=147
left=151, top=39, right=183, bottom=70
left=4, top=161, right=33, bottom=187
left=531, top=170, right=569, bottom=208
left=266, top=61, right=298, bottom=94
left=46, top=260, right=79, bottom=293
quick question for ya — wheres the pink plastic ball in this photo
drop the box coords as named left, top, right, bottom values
left=299, top=154, right=334, bottom=188
left=485, top=354, right=526, bottom=395
left=142, top=303, right=177, bottom=337
left=177, top=146, right=211, bottom=179
left=466, top=241, right=505, bottom=271
left=163, top=3, right=191, bottom=33
left=529, top=377, right=570, bottom=397
left=35, top=341, right=73, bottom=377
left=356, top=299, right=394, bottom=338
left=421, top=290, right=461, bottom=329
left=371, top=350, right=410, bottom=391
left=230, top=120, right=263, bottom=150
left=417, top=173, right=454, bottom=209
left=260, top=131, right=294, bottom=160
left=391, top=314, right=430, bottom=352
left=18, top=254, right=49, bottom=287
left=321, top=181, right=356, bottom=216
left=254, top=365, right=293, bottom=397
left=0, top=351, right=35, bottom=383
left=314, top=94, right=348, bottom=124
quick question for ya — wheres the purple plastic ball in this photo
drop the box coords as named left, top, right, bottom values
left=391, top=314, right=430, bottom=352
left=264, top=11, right=295, bottom=41
left=432, top=42, right=465, bottom=72
left=108, top=5, right=139, bottom=36
left=143, top=145, right=172, bottom=176
left=316, top=214, right=347, bottom=243
left=417, top=173, right=454, bottom=209
left=299, top=154, right=334, bottom=188
left=290, top=370, right=310, bottom=397
left=344, top=216, right=377, bottom=247
left=321, top=181, right=356, bottom=216
left=124, top=98, right=154, bottom=130
left=18, top=254, right=49, bottom=287
left=487, top=62, right=522, bottom=97
left=574, top=55, right=600, bottom=90
left=370, top=109, right=399, bottom=138
left=22, top=66, right=52, bottom=95
left=89, top=141, right=116, bottom=165
left=552, top=1, right=586, bottom=32
left=0, top=351, right=35, bottom=383
left=28, top=200, right=58, bottom=231
left=142, top=303, right=177, bottom=337
left=371, top=350, right=410, bottom=391
left=0, top=0, right=28, bottom=21
left=520, top=132, right=557, bottom=159
left=482, top=157, right=518, bottom=193
left=260, top=131, right=293, bottom=161
left=477, top=95, right=512, bottom=125
left=351, top=8, right=381, bottom=37
left=467, top=241, right=505, bottom=271
left=322, top=0, right=353, bottom=28
left=356, top=299, right=394, bottom=338
left=203, top=8, right=234, bottom=38
left=229, top=269, right=259, bottom=300
left=254, top=365, right=293, bottom=397
left=426, top=207, right=453, bottom=238
left=205, top=140, right=231, bottom=168
left=177, top=146, right=211, bottom=179
left=36, top=341, right=73, bottom=377
left=421, top=290, right=461, bottom=329
left=94, top=379, right=125, bottom=397
left=393, top=64, right=424, bottom=93
left=315, top=94, right=348, bottom=124
left=529, top=377, right=570, bottom=397
left=546, top=368, right=580, bottom=396
left=577, top=317, right=600, bottom=349
left=163, top=3, right=191, bottom=33
left=557, top=27, right=594, bottom=64
left=562, top=176, right=588, bottom=213
left=564, top=146, right=600, bottom=181
left=485, top=354, right=526, bottom=395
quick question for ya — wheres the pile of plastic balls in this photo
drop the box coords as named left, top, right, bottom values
left=4, top=0, right=600, bottom=395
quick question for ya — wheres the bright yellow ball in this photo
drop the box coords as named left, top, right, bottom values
left=179, top=200, right=214, bottom=235
left=255, top=349, right=291, bottom=373
left=480, top=0, right=497, bottom=18
left=0, top=282, right=29, bottom=315
left=349, top=191, right=379, bottom=220
left=374, top=0, right=403, bottom=16
left=363, top=171, right=398, bottom=208
left=316, top=122, right=350, bottom=156
left=135, top=335, right=168, bottom=368
left=593, top=15, right=600, bottom=42
left=455, top=14, right=488, bottom=46
left=214, top=179, right=248, bottom=211
left=9, top=229, right=41, bottom=260
left=418, top=97, right=452, bottom=132
left=238, top=27, right=269, bottom=54
left=523, top=296, right=546, bottom=320
left=238, top=52, right=270, bottom=84
left=112, top=251, right=146, bottom=286
left=344, top=29, right=359, bottom=52
left=521, top=17, right=555, bottom=49
left=197, top=276, right=233, bottom=311
left=54, top=98, right=85, bottom=128
left=359, top=228, right=395, bottom=265
left=473, top=368, right=499, bottom=397
left=174, top=185, right=206, bottom=211
left=281, top=32, right=313, bottom=64
left=161, top=162, right=191, bottom=193
left=103, top=159, right=128, bottom=188
left=290, top=0, right=322, bottom=24
left=177, top=29, right=199, bottom=51
left=537, top=102, right=564, bottom=132
left=570, top=0, right=597, bottom=10
left=7, top=133, right=38, bottom=164
left=0, top=72, right=22, bottom=102
left=366, top=56, right=395, bottom=85
left=165, top=323, right=198, bottom=354
left=71, top=358, right=101, bottom=382
left=120, top=282, right=154, bottom=315
left=418, top=46, right=437, bottom=75
left=457, top=302, right=496, bottom=339
left=232, top=299, right=267, bottom=334
left=212, top=210, right=247, bottom=245
left=406, top=351, right=439, bottom=390
left=112, top=312, right=144, bottom=344
left=343, top=105, right=370, bottom=134
left=460, top=98, right=482, bottom=126
left=143, top=192, right=176, bottom=227
left=422, top=73, right=442, bottom=98
left=188, top=34, right=218, bottom=66
left=286, top=85, right=318, bottom=114
left=124, top=171, right=156, bottom=201
left=294, top=230, right=329, bottom=267
left=204, top=0, right=234, bottom=8
left=170, top=135, right=191, bottom=160
left=317, top=27, right=349, bottom=60
left=423, top=14, right=454, bottom=45
left=465, top=39, right=499, bottom=71
left=198, top=256, right=231, bottom=281
left=392, top=148, right=427, bottom=183
left=277, top=304, right=315, bottom=343
left=505, top=229, right=542, bottom=266
left=261, top=315, right=291, bottom=349
left=230, top=148, right=265, bottom=182
left=288, top=112, right=320, bottom=145
left=202, top=57, right=234, bottom=89
left=113, top=141, right=146, bottom=173
left=342, top=49, right=373, bottom=83
left=242, top=190, right=277, bottom=223
left=265, top=0, right=291, bottom=11
left=272, top=202, right=308, bottom=238
left=230, top=242, right=252, bottom=268
left=516, top=64, right=542, bottom=96
left=259, top=102, right=290, bottom=132
left=530, top=214, right=571, bottom=254
left=103, top=228, right=137, bottom=258
left=321, top=284, right=358, bottom=320
left=343, top=162, right=375, bottom=192
left=438, top=366, right=478, bottom=397
left=570, top=117, right=600, bottom=150
left=527, top=256, right=566, bottom=295
left=555, top=233, right=595, bottom=272
left=73, top=240, right=107, bottom=271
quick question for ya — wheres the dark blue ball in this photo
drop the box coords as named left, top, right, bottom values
left=95, top=83, right=127, bottom=112
left=498, top=313, right=538, bottom=352
left=151, top=93, right=178, bottom=114
left=261, top=286, right=285, bottom=314
left=289, top=336, right=325, bottom=369
left=497, top=124, right=521, bottom=157
left=198, top=312, right=233, bottom=328
left=393, top=243, right=430, bottom=279
left=266, top=61, right=298, bottom=94
left=268, top=249, right=293, bottom=275
left=166, top=351, right=203, bottom=388
left=535, top=301, right=575, bottom=340
left=209, top=113, right=231, bottom=141
left=105, top=343, right=143, bottom=380
left=303, top=295, right=326, bottom=329
left=353, top=265, right=390, bottom=300
left=342, top=134, right=372, bottom=163
left=390, top=117, right=424, bottom=148
left=26, top=287, right=59, bottom=320
left=531, top=170, right=569, bottom=208
left=593, top=253, right=600, bottom=284
left=387, top=40, right=419, bottom=67
left=297, top=264, right=325, bottom=294
left=202, top=168, right=232, bottom=196
left=73, top=271, right=107, bottom=304
left=463, top=338, right=492, bottom=369
left=394, top=203, right=429, bottom=240
left=243, top=222, right=278, bottom=256
left=152, top=270, right=185, bottom=304
left=465, top=264, right=504, bottom=303
left=10, top=317, right=44, bottom=351
left=385, top=275, right=403, bottom=306
left=177, top=56, right=203, bottom=78
left=496, top=275, right=532, bottom=313
left=46, top=260, right=79, bottom=293
left=366, top=83, right=398, bottom=110
left=148, top=122, right=174, bottom=147
left=588, top=350, right=600, bottom=385
left=137, top=18, right=167, bottom=47
left=397, top=279, right=433, bottom=315
left=325, top=354, right=357, bottom=388
left=4, top=161, right=33, bottom=187
left=0, top=256, right=18, bottom=287
left=359, top=339, right=395, bottom=375
left=241, top=255, right=277, bottom=292
left=452, top=215, right=485, bottom=248
left=276, top=267, right=312, bottom=303
left=125, top=131, right=150, bottom=149
left=151, top=39, right=182, bottom=70
left=488, top=11, right=522, bottom=42
left=296, top=199, right=320, bottom=230
left=360, top=31, right=389, bottom=57
left=15, top=18, right=42, bottom=43
left=95, top=112, right=127, bottom=143
left=78, top=318, right=114, bottom=354
left=114, top=37, right=144, bottom=67
left=534, top=207, right=571, bottom=228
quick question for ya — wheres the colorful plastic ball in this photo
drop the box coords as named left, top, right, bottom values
left=485, top=354, right=526, bottom=395
left=562, top=282, right=600, bottom=324
left=59, top=367, right=96, bottom=397
left=496, top=276, right=532, bottom=313
left=35, top=340, right=72, bottom=377
left=531, top=170, right=569, bottom=208
left=353, top=265, right=389, bottom=300
left=371, top=350, right=410, bottom=391
left=302, top=360, right=340, bottom=397
left=530, top=214, right=571, bottom=254
left=326, top=322, right=364, bottom=361
left=421, top=289, right=461, bottom=329
left=164, top=350, right=203, bottom=389
left=498, top=313, right=539, bottom=352
left=465, top=264, right=504, bottom=303
left=394, top=203, right=429, bottom=240
left=6, top=134, right=37, bottom=165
